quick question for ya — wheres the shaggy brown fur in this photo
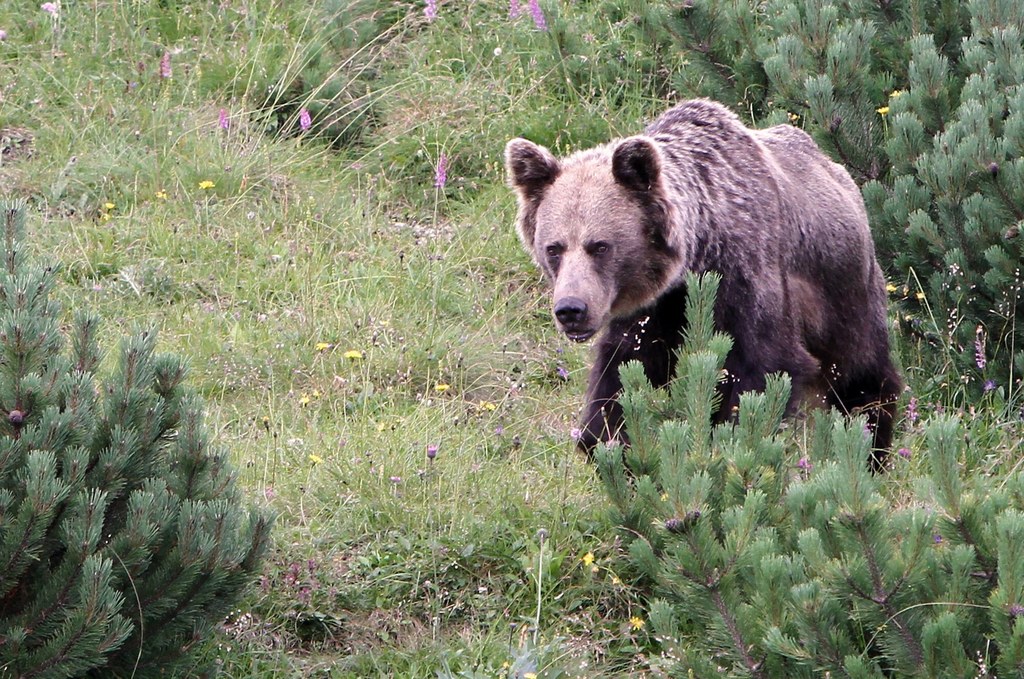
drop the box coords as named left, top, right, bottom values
left=506, top=99, right=902, bottom=469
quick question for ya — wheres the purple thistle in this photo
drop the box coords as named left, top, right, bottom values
left=527, top=0, right=547, bottom=30
left=425, top=0, right=437, bottom=21
left=495, top=425, right=505, bottom=435
left=557, top=366, right=569, bottom=379
left=509, top=0, right=520, bottom=18
left=218, top=108, right=229, bottom=130
left=41, top=2, right=58, bottom=17
left=897, top=447, right=911, bottom=459
left=934, top=534, right=943, bottom=544
left=299, top=108, right=312, bottom=131
left=427, top=444, right=438, bottom=461
left=159, top=51, right=172, bottom=79
left=797, top=457, right=812, bottom=471
left=434, top=152, right=448, bottom=188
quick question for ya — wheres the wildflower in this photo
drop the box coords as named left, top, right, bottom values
left=890, top=89, right=904, bottom=98
left=527, top=0, right=546, bottom=30
left=915, top=291, right=925, bottom=301
left=897, top=447, right=911, bottom=459
left=524, top=674, right=537, bottom=679
left=557, top=366, right=569, bottom=379
left=299, top=394, right=311, bottom=407
left=219, top=108, right=229, bottom=130
left=984, top=380, right=997, bottom=393
left=309, top=453, right=323, bottom=465
left=434, top=152, right=448, bottom=188
left=495, top=424, right=505, bottom=435
left=975, top=326, right=987, bottom=370
left=390, top=475, right=402, bottom=484
left=885, top=283, right=897, bottom=293
left=159, top=51, right=172, bottom=79
left=315, top=342, right=332, bottom=352
left=582, top=552, right=595, bottom=566
left=41, top=2, right=58, bottom=17
left=570, top=427, right=582, bottom=441
left=264, top=486, right=275, bottom=500
left=797, top=456, right=812, bottom=471
left=611, top=576, right=621, bottom=585
left=876, top=106, right=890, bottom=116
left=480, top=401, right=497, bottom=411
left=103, top=202, right=115, bottom=211
left=934, top=534, right=943, bottom=544
left=787, top=112, right=800, bottom=123
left=907, top=396, right=919, bottom=424
left=509, top=0, right=520, bottom=19
left=155, top=190, right=168, bottom=200
left=343, top=349, right=363, bottom=359
left=198, top=180, right=215, bottom=190
left=0, top=30, right=7, bottom=41
left=494, top=47, right=503, bottom=57
left=427, top=444, right=438, bottom=460
left=435, top=383, right=451, bottom=393
left=1010, top=604, right=1024, bottom=618
left=629, top=615, right=645, bottom=631
left=299, top=108, right=312, bottom=131
left=424, top=0, right=437, bottom=21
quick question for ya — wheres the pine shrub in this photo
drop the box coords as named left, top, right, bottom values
left=0, top=200, right=273, bottom=678
left=599, top=274, right=1024, bottom=677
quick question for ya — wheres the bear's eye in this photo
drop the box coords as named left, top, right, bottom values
left=545, top=244, right=564, bottom=260
left=586, top=241, right=610, bottom=257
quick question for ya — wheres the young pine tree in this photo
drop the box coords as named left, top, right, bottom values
left=0, top=200, right=273, bottom=678
left=600, top=274, right=1024, bottom=677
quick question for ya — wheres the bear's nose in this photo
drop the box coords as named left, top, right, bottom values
left=554, top=297, right=588, bottom=326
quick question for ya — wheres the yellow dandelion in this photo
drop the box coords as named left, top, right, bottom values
left=299, top=394, right=311, bottom=406
left=315, top=342, right=332, bottom=352
left=343, top=350, right=363, bottom=359
left=915, top=291, right=926, bottom=301
left=435, top=383, right=451, bottom=393
left=629, top=615, right=645, bottom=631
left=788, top=112, right=800, bottom=123
left=582, top=552, right=595, bottom=566
left=100, top=213, right=111, bottom=223
left=198, top=180, right=216, bottom=190
left=103, top=202, right=115, bottom=210
left=891, top=89, right=904, bottom=98
left=155, top=190, right=168, bottom=200
left=612, top=576, right=622, bottom=585
left=660, top=492, right=668, bottom=501
left=877, top=106, right=890, bottom=116
left=311, top=389, right=321, bottom=399
left=309, top=453, right=323, bottom=465
left=886, top=283, right=898, bottom=293
left=480, top=401, right=497, bottom=411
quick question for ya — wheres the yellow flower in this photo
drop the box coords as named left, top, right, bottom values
left=299, top=394, right=311, bottom=406
left=198, top=180, right=216, bottom=190
left=315, top=342, right=332, bottom=352
left=524, top=674, right=537, bottom=679
left=915, top=291, right=926, bottom=301
left=155, top=190, right=168, bottom=200
left=311, top=390, right=321, bottom=399
left=788, top=112, right=800, bottom=123
left=103, top=202, right=115, bottom=210
left=877, top=106, right=890, bottom=116
left=309, top=454, right=323, bottom=465
left=891, top=89, right=904, bottom=98
left=612, top=576, right=621, bottom=585
left=435, top=383, right=451, bottom=393
left=886, top=283, right=898, bottom=293
left=479, top=401, right=497, bottom=411
left=582, top=552, right=595, bottom=566
left=343, top=349, right=363, bottom=359
left=629, top=615, right=645, bottom=631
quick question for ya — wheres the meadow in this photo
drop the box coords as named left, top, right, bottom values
left=1, top=0, right=1021, bottom=676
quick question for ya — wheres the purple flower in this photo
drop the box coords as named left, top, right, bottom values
left=0, top=29, right=8, bottom=41
left=906, top=396, right=919, bottom=425
left=570, top=427, right=582, bottom=441
left=427, top=444, right=438, bottom=460
left=425, top=0, right=437, bottom=21
left=984, top=379, right=997, bottom=393
left=509, top=0, right=520, bottom=18
left=434, top=152, right=448, bottom=188
left=797, top=457, right=812, bottom=471
left=934, top=534, right=943, bottom=544
left=897, top=447, right=911, bottom=459
left=159, top=51, right=172, bottom=79
left=41, top=2, right=58, bottom=17
left=527, top=0, right=547, bottom=30
left=557, top=366, right=569, bottom=379
left=218, top=108, right=229, bottom=130
left=299, top=108, right=312, bottom=131
left=1010, top=604, right=1024, bottom=618
left=390, top=475, right=402, bottom=484
left=495, top=425, right=505, bottom=435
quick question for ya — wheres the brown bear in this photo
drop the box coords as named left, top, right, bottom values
left=505, top=99, right=902, bottom=468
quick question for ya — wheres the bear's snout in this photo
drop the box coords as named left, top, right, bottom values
left=554, top=297, right=594, bottom=342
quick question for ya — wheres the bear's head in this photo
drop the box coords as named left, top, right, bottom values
left=505, top=136, right=683, bottom=341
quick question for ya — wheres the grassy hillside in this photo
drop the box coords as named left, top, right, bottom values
left=1, top=0, right=1020, bottom=677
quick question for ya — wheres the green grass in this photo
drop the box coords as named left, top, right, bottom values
left=2, top=0, right=1023, bottom=676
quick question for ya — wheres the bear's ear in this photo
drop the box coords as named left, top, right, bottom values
left=505, top=138, right=561, bottom=197
left=612, top=137, right=662, bottom=192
